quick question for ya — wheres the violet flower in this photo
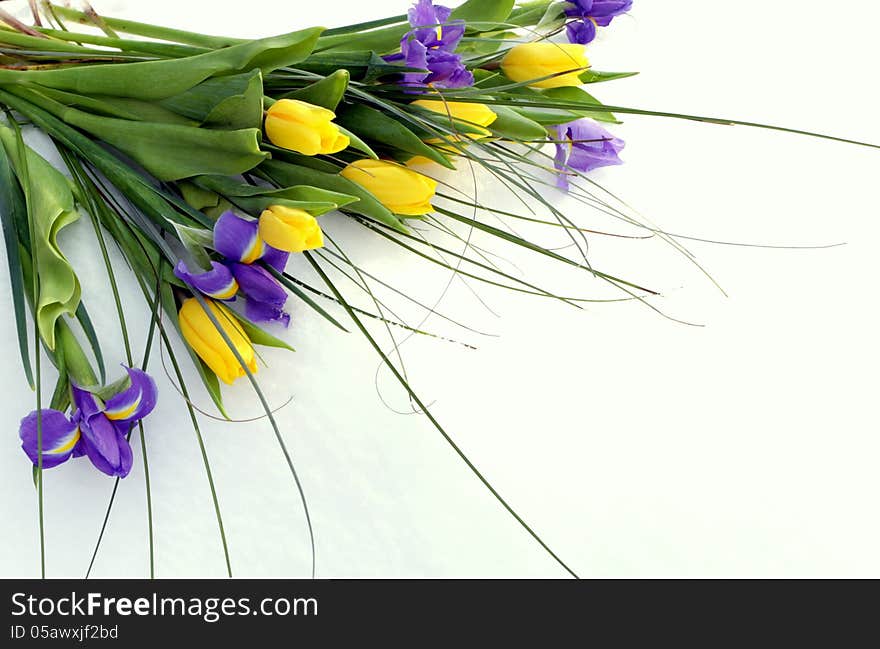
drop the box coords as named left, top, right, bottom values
left=176, top=210, right=293, bottom=325
left=229, top=262, right=291, bottom=327
left=553, top=119, right=625, bottom=190
left=564, top=0, right=633, bottom=44
left=19, top=367, right=158, bottom=478
left=384, top=0, right=473, bottom=89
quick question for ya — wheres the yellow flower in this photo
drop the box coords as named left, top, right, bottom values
left=410, top=100, right=498, bottom=139
left=258, top=205, right=324, bottom=253
left=340, top=159, right=437, bottom=216
left=264, top=99, right=350, bottom=156
left=500, top=43, right=589, bottom=89
left=178, top=298, right=257, bottom=385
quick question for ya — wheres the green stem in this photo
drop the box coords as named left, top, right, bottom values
left=47, top=4, right=241, bottom=49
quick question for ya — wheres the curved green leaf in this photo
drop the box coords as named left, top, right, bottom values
left=0, top=126, right=80, bottom=350
left=279, top=70, right=349, bottom=110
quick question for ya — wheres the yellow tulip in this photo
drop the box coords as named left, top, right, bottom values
left=410, top=100, right=498, bottom=139
left=264, top=99, right=350, bottom=156
left=258, top=205, right=324, bottom=253
left=178, top=298, right=257, bottom=385
left=340, top=159, right=437, bottom=216
left=500, top=43, right=589, bottom=89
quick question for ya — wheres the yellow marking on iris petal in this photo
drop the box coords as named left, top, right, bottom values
left=240, top=235, right=264, bottom=264
left=50, top=427, right=81, bottom=455
left=105, top=395, right=141, bottom=421
left=211, top=279, right=239, bottom=300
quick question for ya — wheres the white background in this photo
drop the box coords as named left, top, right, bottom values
left=0, top=0, right=878, bottom=578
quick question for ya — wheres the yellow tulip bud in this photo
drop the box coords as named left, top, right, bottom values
left=500, top=43, right=589, bottom=89
left=258, top=205, right=324, bottom=253
left=178, top=298, right=257, bottom=385
left=340, top=159, right=437, bottom=216
left=410, top=100, right=498, bottom=139
left=264, top=99, right=350, bottom=156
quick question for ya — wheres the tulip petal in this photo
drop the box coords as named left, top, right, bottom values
left=174, top=260, right=239, bottom=300
left=19, top=409, right=80, bottom=469
left=103, top=366, right=159, bottom=424
left=178, top=298, right=258, bottom=385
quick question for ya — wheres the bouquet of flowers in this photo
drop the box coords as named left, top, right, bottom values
left=1, top=0, right=873, bottom=578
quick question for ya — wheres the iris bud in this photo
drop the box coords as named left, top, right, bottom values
left=500, top=43, right=589, bottom=89
left=178, top=298, right=257, bottom=385
left=258, top=205, right=324, bottom=253
left=264, top=99, right=350, bottom=156
left=339, top=159, right=437, bottom=216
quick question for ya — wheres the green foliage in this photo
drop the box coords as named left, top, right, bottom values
left=0, top=126, right=81, bottom=350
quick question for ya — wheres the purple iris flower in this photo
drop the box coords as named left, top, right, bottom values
left=213, top=211, right=265, bottom=264
left=229, top=262, right=291, bottom=327
left=553, top=119, right=625, bottom=190
left=177, top=210, right=292, bottom=323
left=384, top=0, right=473, bottom=89
left=19, top=367, right=158, bottom=478
left=564, top=0, right=632, bottom=44
left=173, top=260, right=238, bottom=300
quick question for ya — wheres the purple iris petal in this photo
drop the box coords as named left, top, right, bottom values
left=564, top=0, right=632, bottom=43
left=553, top=119, right=624, bottom=190
left=229, top=263, right=288, bottom=307
left=566, top=19, right=597, bottom=45
left=77, top=412, right=133, bottom=478
left=19, top=409, right=80, bottom=469
left=213, top=211, right=264, bottom=264
left=174, top=260, right=238, bottom=300
left=71, top=382, right=138, bottom=477
left=245, top=299, right=291, bottom=327
left=261, top=245, right=290, bottom=273
left=385, top=0, right=472, bottom=90
left=71, top=404, right=132, bottom=478
left=72, top=384, right=103, bottom=420
left=103, top=366, right=159, bottom=425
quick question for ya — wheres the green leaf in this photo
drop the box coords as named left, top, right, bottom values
left=298, top=52, right=412, bottom=83
left=172, top=223, right=214, bottom=270
left=229, top=311, right=295, bottom=352
left=0, top=125, right=81, bottom=350
left=11, top=86, right=268, bottom=181
left=316, top=25, right=408, bottom=54
left=0, top=27, right=324, bottom=100
left=278, top=69, right=349, bottom=110
left=193, top=175, right=358, bottom=215
left=159, top=70, right=265, bottom=130
left=54, top=318, right=98, bottom=387
left=542, top=86, right=620, bottom=124
left=179, top=182, right=221, bottom=211
left=578, top=69, right=640, bottom=84
left=0, top=140, right=34, bottom=387
left=451, top=0, right=515, bottom=23
left=75, top=301, right=107, bottom=384
left=336, top=104, right=454, bottom=168
left=336, top=125, right=379, bottom=160
left=260, top=159, right=407, bottom=232
left=489, top=105, right=548, bottom=140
